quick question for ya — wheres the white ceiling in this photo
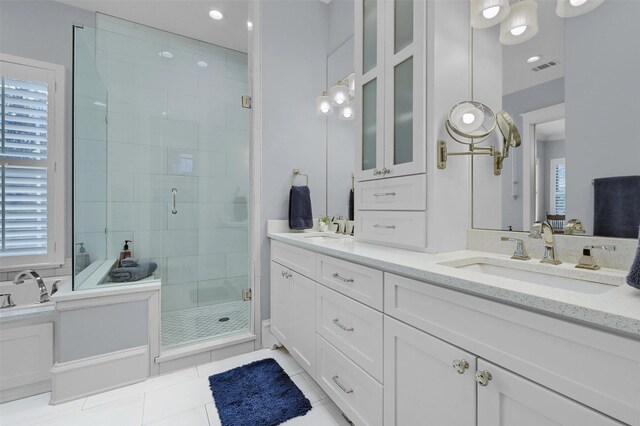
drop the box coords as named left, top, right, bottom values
left=536, top=118, right=565, bottom=142
left=502, top=0, right=565, bottom=95
left=56, top=0, right=249, bottom=52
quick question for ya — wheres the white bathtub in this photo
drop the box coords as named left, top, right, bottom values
left=0, top=275, right=70, bottom=403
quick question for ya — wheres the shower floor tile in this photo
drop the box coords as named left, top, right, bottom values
left=161, top=301, right=249, bottom=348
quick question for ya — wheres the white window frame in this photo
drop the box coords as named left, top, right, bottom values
left=1, top=53, right=66, bottom=271
left=549, top=157, right=566, bottom=215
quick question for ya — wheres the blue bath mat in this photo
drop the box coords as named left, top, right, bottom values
left=208, top=357, right=312, bottom=426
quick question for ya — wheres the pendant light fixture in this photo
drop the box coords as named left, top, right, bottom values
left=329, top=82, right=350, bottom=106
left=499, top=0, right=539, bottom=45
left=316, top=93, right=333, bottom=116
left=339, top=103, right=355, bottom=121
left=470, top=0, right=511, bottom=29
left=556, top=0, right=605, bottom=17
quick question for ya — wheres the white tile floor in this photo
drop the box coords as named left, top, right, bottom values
left=0, top=348, right=351, bottom=426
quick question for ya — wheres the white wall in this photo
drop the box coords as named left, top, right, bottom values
left=0, top=0, right=96, bottom=262
left=565, top=0, right=640, bottom=234
left=260, top=0, right=330, bottom=320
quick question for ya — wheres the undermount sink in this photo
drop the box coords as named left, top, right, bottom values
left=441, top=258, right=623, bottom=295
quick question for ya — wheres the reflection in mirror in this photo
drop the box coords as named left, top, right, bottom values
left=472, top=0, right=640, bottom=238
left=326, top=36, right=355, bottom=219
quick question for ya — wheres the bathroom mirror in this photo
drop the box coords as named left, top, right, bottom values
left=325, top=2, right=355, bottom=219
left=471, top=0, right=640, bottom=238
left=326, top=37, right=355, bottom=219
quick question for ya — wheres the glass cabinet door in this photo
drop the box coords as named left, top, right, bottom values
left=383, top=0, right=425, bottom=178
left=355, top=0, right=385, bottom=181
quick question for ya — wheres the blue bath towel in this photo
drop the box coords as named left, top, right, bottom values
left=627, top=228, right=640, bottom=290
left=109, top=261, right=157, bottom=282
left=289, top=185, right=313, bottom=230
left=594, top=176, right=640, bottom=238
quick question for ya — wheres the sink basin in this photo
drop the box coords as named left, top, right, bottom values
left=303, top=235, right=342, bottom=241
left=441, top=258, right=622, bottom=295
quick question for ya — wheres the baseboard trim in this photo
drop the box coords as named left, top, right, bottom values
left=50, top=345, right=148, bottom=405
left=261, top=319, right=279, bottom=349
left=156, top=331, right=257, bottom=363
left=0, top=380, right=50, bottom=404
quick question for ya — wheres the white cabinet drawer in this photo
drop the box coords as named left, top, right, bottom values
left=356, top=175, right=426, bottom=211
left=316, top=285, right=383, bottom=382
left=316, top=334, right=383, bottom=426
left=315, top=254, right=383, bottom=310
left=271, top=240, right=315, bottom=279
left=384, top=272, right=640, bottom=425
left=356, top=211, right=426, bottom=250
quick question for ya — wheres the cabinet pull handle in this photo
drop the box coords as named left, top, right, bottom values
left=281, top=270, right=291, bottom=279
left=332, top=375, right=353, bottom=394
left=373, top=224, right=396, bottom=230
left=332, top=273, right=354, bottom=283
left=373, top=192, right=396, bottom=197
left=333, top=318, right=354, bottom=332
left=171, top=188, right=178, bottom=214
left=475, top=370, right=492, bottom=387
left=452, top=359, right=469, bottom=374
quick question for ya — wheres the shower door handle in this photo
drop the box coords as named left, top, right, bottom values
left=171, top=188, right=178, bottom=214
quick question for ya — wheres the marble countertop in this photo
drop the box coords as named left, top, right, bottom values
left=268, top=231, right=640, bottom=338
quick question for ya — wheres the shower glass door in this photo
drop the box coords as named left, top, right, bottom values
left=94, top=14, right=251, bottom=349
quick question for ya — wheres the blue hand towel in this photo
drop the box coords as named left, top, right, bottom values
left=594, top=176, right=640, bottom=238
left=289, top=185, right=313, bottom=230
left=110, top=261, right=157, bottom=283
left=627, top=228, right=640, bottom=289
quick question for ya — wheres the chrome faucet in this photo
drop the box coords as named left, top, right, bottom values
left=501, top=237, right=530, bottom=260
left=529, top=221, right=561, bottom=265
left=332, top=215, right=348, bottom=235
left=13, top=270, right=50, bottom=303
left=576, top=245, right=616, bottom=270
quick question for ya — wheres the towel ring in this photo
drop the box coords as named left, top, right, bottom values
left=292, top=168, right=309, bottom=186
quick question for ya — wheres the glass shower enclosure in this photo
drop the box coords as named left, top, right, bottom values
left=73, top=15, right=251, bottom=349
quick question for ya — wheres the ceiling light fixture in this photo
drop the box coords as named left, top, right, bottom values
left=526, top=55, right=542, bottom=63
left=209, top=9, right=223, bottom=20
left=470, top=0, right=511, bottom=29
left=197, top=61, right=208, bottom=67
left=159, top=51, right=174, bottom=58
left=556, top=0, right=605, bottom=17
left=247, top=21, right=253, bottom=30
left=499, top=0, right=539, bottom=45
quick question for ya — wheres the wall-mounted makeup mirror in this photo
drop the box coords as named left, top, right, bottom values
left=471, top=0, right=640, bottom=238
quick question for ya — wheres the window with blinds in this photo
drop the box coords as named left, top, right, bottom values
left=550, top=158, right=566, bottom=215
left=1, top=56, right=63, bottom=268
left=1, top=77, right=49, bottom=257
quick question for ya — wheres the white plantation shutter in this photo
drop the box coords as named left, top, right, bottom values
left=1, top=56, right=64, bottom=269
left=549, top=158, right=566, bottom=216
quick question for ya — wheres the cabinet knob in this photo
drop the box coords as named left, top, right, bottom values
left=382, top=167, right=391, bottom=176
left=475, top=370, right=492, bottom=387
left=373, top=169, right=382, bottom=176
left=452, top=359, right=469, bottom=374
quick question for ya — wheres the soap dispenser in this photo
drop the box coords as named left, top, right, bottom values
left=75, top=243, right=91, bottom=273
left=119, top=240, right=133, bottom=267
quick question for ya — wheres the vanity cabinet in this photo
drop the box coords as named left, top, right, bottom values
left=269, top=261, right=316, bottom=378
left=477, top=360, right=622, bottom=426
left=384, top=316, right=476, bottom=426
left=269, top=240, right=640, bottom=425
left=354, top=0, right=426, bottom=182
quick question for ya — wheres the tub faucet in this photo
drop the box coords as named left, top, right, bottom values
left=529, top=221, right=561, bottom=265
left=13, top=270, right=50, bottom=303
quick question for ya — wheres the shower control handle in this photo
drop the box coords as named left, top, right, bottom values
left=171, top=188, right=178, bottom=214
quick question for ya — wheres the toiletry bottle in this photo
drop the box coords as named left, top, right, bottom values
left=119, top=240, right=133, bottom=267
left=75, top=243, right=91, bottom=273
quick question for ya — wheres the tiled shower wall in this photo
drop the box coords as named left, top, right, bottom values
left=92, top=15, right=249, bottom=312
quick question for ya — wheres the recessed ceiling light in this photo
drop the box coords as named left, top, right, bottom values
left=159, top=51, right=173, bottom=58
left=570, top=0, right=588, bottom=6
left=247, top=21, right=253, bottom=30
left=93, top=101, right=107, bottom=107
left=197, top=61, right=208, bottom=67
left=209, top=9, right=223, bottom=20
left=527, top=55, right=542, bottom=63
